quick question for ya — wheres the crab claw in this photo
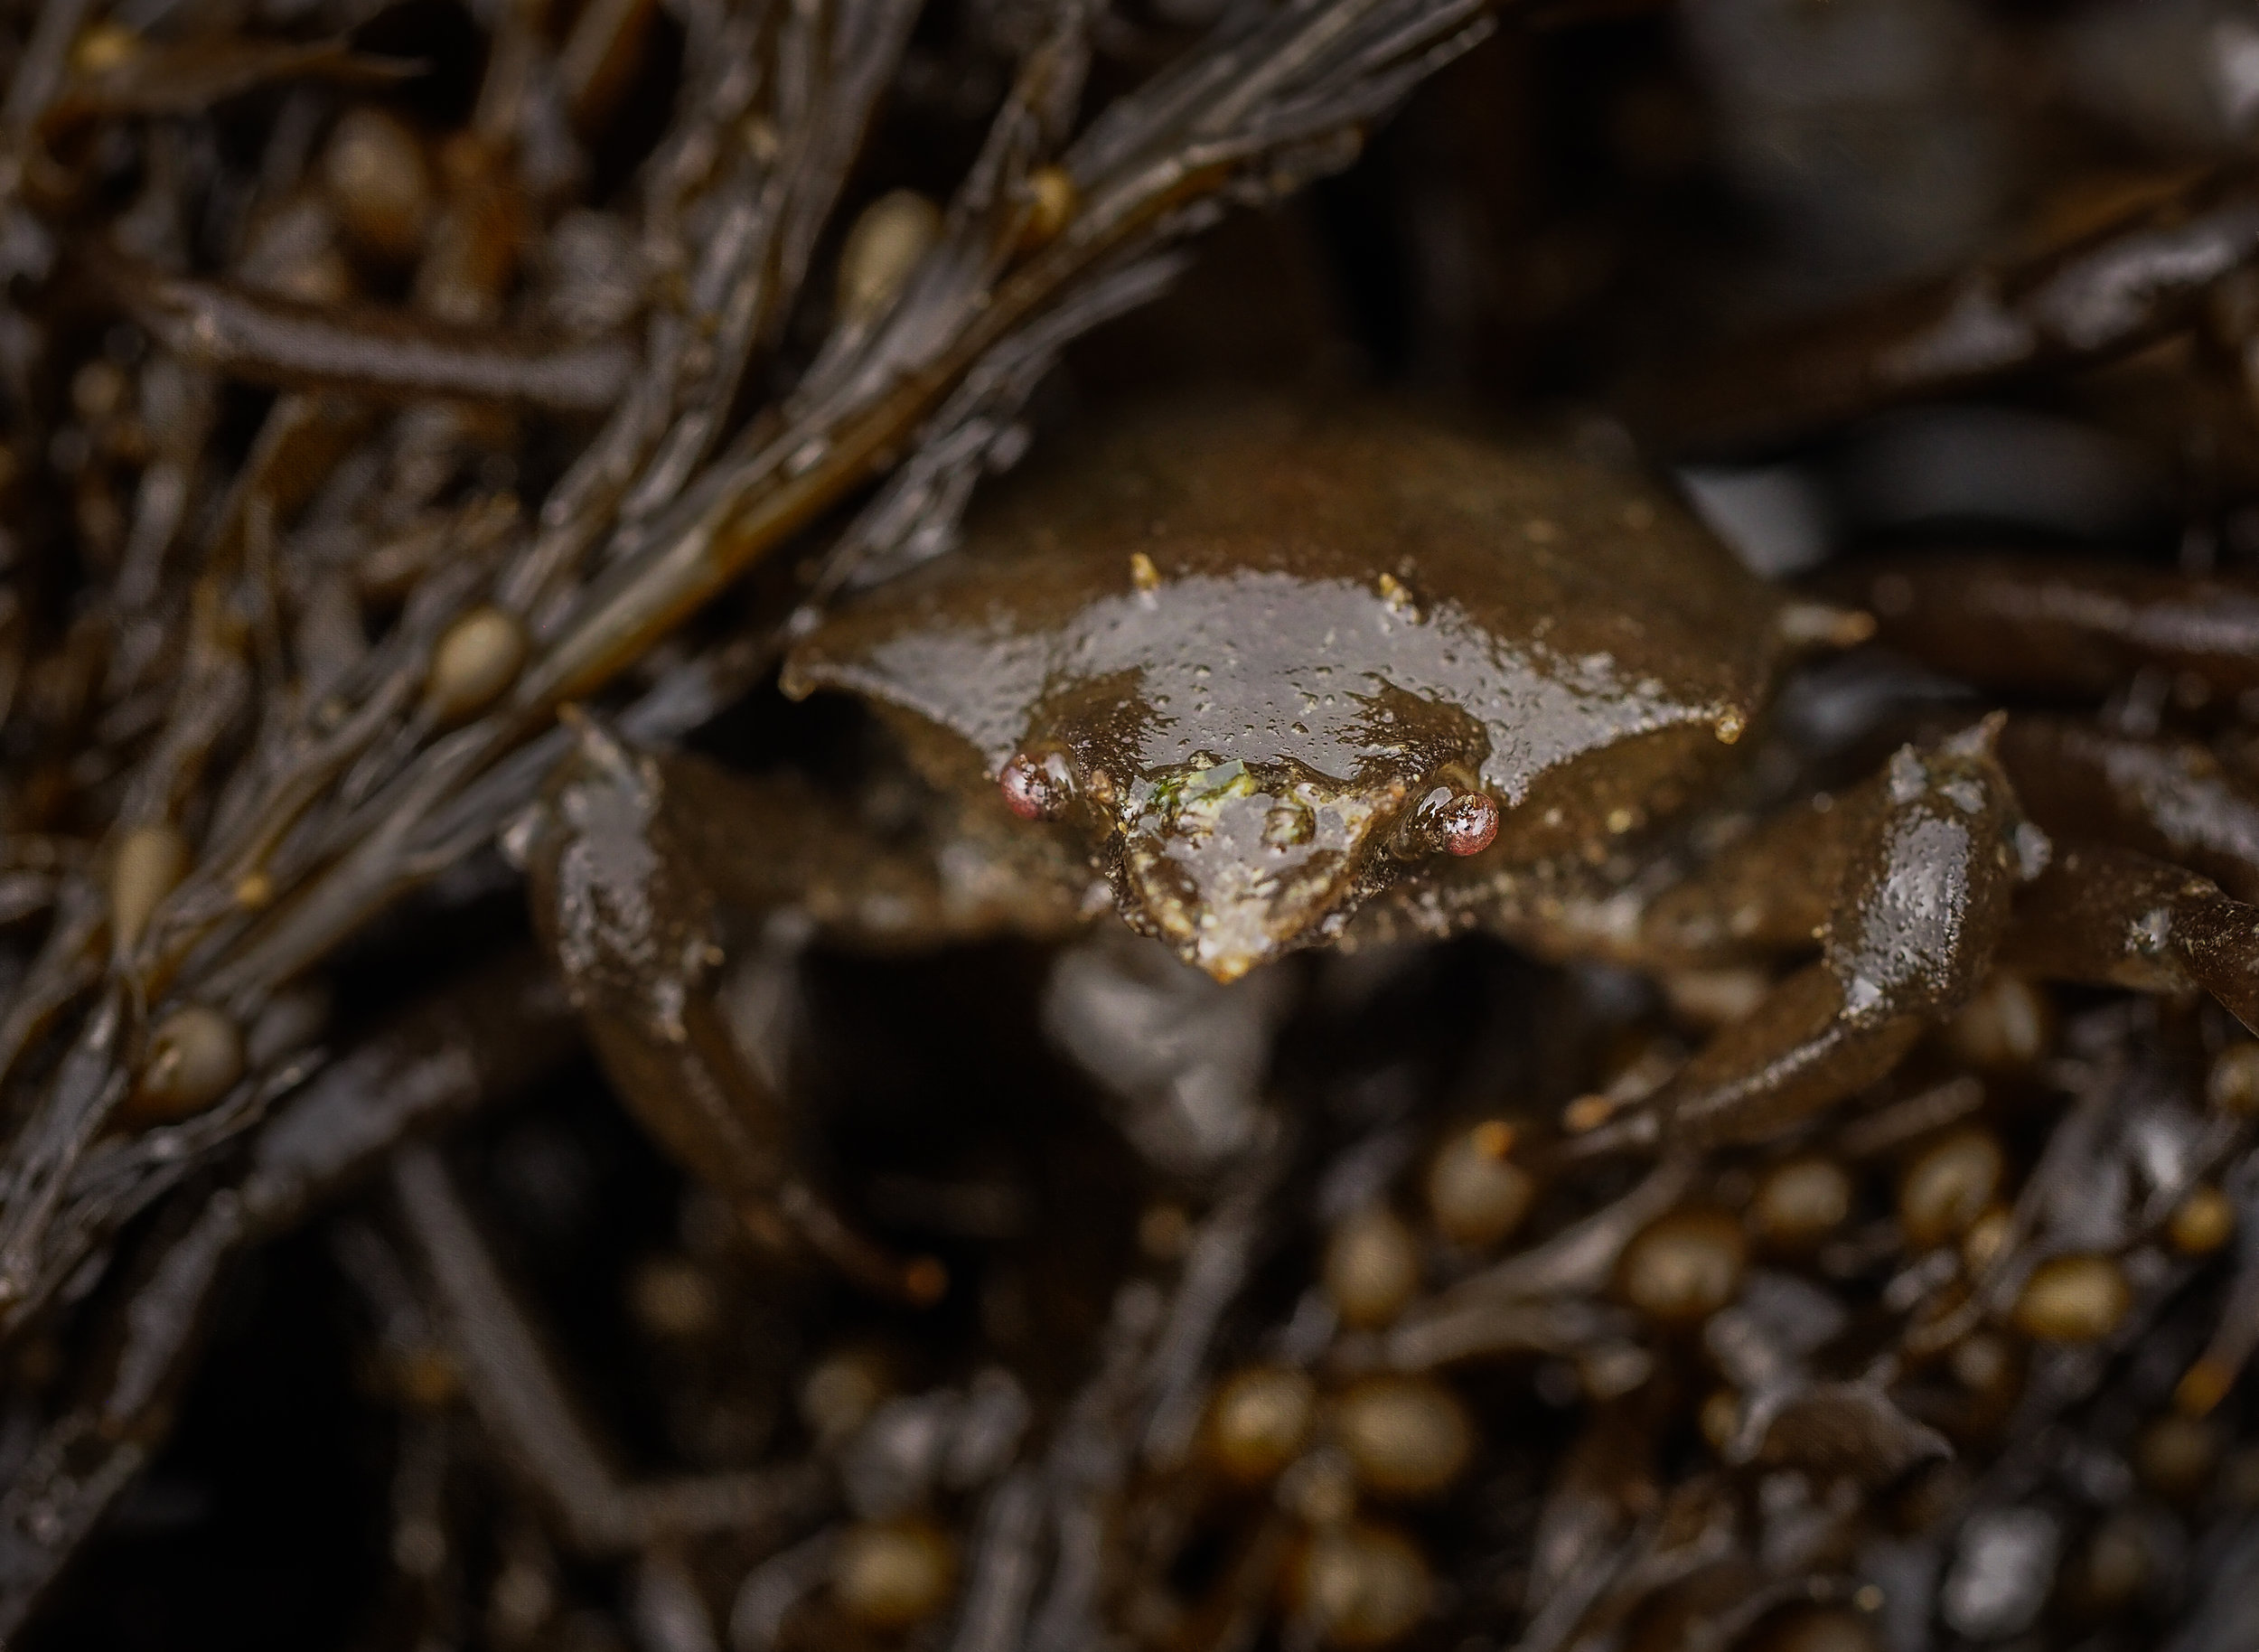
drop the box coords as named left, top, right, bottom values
left=1114, top=761, right=1394, bottom=982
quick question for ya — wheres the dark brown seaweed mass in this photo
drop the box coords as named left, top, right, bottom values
left=12, top=1, right=2259, bottom=1650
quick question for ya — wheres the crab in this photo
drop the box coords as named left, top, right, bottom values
left=516, top=389, right=2259, bottom=1278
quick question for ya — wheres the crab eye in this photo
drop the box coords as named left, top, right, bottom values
left=999, top=752, right=1071, bottom=821
left=1440, top=792, right=1497, bottom=857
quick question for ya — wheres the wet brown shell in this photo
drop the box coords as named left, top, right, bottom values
left=784, top=397, right=1790, bottom=863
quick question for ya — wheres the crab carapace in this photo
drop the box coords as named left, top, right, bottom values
left=781, top=398, right=1802, bottom=983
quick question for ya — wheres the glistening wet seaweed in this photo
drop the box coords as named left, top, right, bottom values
left=8, top=2, right=2259, bottom=1649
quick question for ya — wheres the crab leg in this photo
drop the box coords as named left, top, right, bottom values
left=1993, top=718, right=2259, bottom=904
left=1645, top=728, right=2024, bottom=1148
left=1824, top=552, right=2259, bottom=704
left=653, top=747, right=1098, bottom=953
left=1637, top=164, right=2259, bottom=455
left=1997, top=843, right=2259, bottom=1034
left=1606, top=737, right=2259, bottom=1153
left=1629, top=793, right=1859, bottom=970
left=523, top=718, right=951, bottom=1301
